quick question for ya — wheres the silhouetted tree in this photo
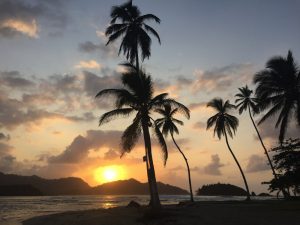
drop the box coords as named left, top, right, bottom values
left=155, top=104, right=193, bottom=201
left=96, top=63, right=187, bottom=210
left=206, top=98, right=251, bottom=200
left=105, top=0, right=161, bottom=70
left=235, top=86, right=283, bottom=188
left=254, top=50, right=300, bottom=143
left=267, top=138, right=300, bottom=197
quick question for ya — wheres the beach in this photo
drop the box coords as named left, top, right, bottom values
left=23, top=200, right=300, bottom=225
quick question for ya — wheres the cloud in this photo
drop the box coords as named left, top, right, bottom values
left=193, top=121, right=206, bottom=130
left=0, top=18, right=38, bottom=38
left=192, top=63, right=254, bottom=93
left=254, top=116, right=300, bottom=143
left=48, top=130, right=123, bottom=164
left=47, top=128, right=186, bottom=165
left=0, top=155, right=17, bottom=173
left=188, top=102, right=207, bottom=111
left=103, top=149, right=119, bottom=160
left=75, top=60, right=101, bottom=70
left=246, top=154, right=269, bottom=173
left=0, top=142, right=13, bottom=155
left=0, top=139, right=15, bottom=173
left=203, top=154, right=225, bottom=175
left=0, top=92, right=96, bottom=129
left=0, top=71, right=35, bottom=88
left=0, top=68, right=125, bottom=130
left=78, top=41, right=117, bottom=58
left=0, top=0, right=69, bottom=38
left=83, top=70, right=121, bottom=97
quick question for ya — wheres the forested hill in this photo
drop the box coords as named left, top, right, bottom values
left=196, top=183, right=248, bottom=196
left=0, top=172, right=188, bottom=196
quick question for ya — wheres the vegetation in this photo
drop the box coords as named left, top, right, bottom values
left=96, top=64, right=188, bottom=209
left=206, top=98, right=251, bottom=200
left=266, top=139, right=300, bottom=197
left=254, top=50, right=300, bottom=143
left=235, top=86, right=282, bottom=193
left=99, top=0, right=300, bottom=206
left=155, top=104, right=193, bottom=202
left=105, top=0, right=161, bottom=70
left=196, top=183, right=247, bottom=196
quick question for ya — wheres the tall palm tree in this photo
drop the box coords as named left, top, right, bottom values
left=207, top=98, right=251, bottom=200
left=235, top=86, right=290, bottom=198
left=235, top=86, right=278, bottom=178
left=95, top=64, right=188, bottom=210
left=105, top=0, right=161, bottom=70
left=155, top=104, right=193, bottom=202
left=254, top=50, right=300, bottom=143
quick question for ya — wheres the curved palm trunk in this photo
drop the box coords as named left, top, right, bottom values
left=248, top=108, right=290, bottom=198
left=224, top=132, right=251, bottom=201
left=171, top=134, right=194, bottom=202
left=135, top=40, right=139, bottom=71
left=141, top=118, right=161, bottom=210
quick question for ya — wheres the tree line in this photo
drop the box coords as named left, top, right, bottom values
left=96, top=0, right=300, bottom=211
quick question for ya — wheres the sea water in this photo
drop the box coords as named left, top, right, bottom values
left=0, top=195, right=276, bottom=225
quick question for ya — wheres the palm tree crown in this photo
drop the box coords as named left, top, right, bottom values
left=207, top=98, right=251, bottom=200
left=96, top=63, right=186, bottom=164
left=155, top=104, right=190, bottom=136
left=155, top=104, right=194, bottom=202
left=105, top=0, right=161, bottom=67
left=235, top=85, right=258, bottom=115
left=206, top=98, right=238, bottom=139
left=254, top=50, right=300, bottom=143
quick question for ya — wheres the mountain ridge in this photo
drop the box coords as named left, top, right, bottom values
left=0, top=172, right=188, bottom=196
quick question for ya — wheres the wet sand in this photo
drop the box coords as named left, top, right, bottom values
left=23, top=200, right=300, bottom=225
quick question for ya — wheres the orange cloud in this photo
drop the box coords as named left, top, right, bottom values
left=0, top=19, right=38, bottom=38
left=75, top=60, right=101, bottom=70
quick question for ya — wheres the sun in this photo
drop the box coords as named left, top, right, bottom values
left=103, top=168, right=117, bottom=181
left=94, top=165, right=126, bottom=183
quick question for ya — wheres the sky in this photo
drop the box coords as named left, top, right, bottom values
left=0, top=0, right=300, bottom=194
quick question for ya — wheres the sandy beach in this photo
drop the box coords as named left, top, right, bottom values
left=22, top=200, right=300, bottom=225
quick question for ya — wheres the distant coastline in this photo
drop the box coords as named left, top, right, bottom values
left=0, top=172, right=188, bottom=196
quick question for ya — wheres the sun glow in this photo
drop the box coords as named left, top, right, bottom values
left=94, top=165, right=126, bottom=183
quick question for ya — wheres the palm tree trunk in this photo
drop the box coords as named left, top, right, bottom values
left=224, top=132, right=251, bottom=201
left=135, top=40, right=139, bottom=71
left=142, top=118, right=161, bottom=210
left=248, top=108, right=290, bottom=198
left=171, top=134, right=194, bottom=202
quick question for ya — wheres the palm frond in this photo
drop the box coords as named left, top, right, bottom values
left=136, top=14, right=161, bottom=23
left=99, top=108, right=134, bottom=126
left=121, top=115, right=142, bottom=155
left=143, top=24, right=161, bottom=44
left=152, top=122, right=168, bottom=166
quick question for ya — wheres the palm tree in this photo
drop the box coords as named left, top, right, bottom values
left=235, top=86, right=291, bottom=198
left=207, top=98, right=251, bottom=200
left=105, top=0, right=161, bottom=70
left=235, top=86, right=278, bottom=177
left=155, top=104, right=193, bottom=202
left=95, top=63, right=188, bottom=210
left=254, top=50, right=300, bottom=143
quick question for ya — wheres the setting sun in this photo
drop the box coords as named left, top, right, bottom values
left=94, top=165, right=126, bottom=184
left=103, top=168, right=117, bottom=181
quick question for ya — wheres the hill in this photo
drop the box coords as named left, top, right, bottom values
left=0, top=184, right=43, bottom=196
left=196, top=183, right=247, bottom=196
left=0, top=172, right=188, bottom=196
left=0, top=172, right=91, bottom=195
left=92, top=178, right=188, bottom=195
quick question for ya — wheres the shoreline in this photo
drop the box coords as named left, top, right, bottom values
left=23, top=200, right=300, bottom=225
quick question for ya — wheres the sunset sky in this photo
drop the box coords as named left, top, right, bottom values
left=0, top=0, right=300, bottom=194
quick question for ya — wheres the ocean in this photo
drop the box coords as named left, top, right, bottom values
left=0, top=195, right=276, bottom=225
